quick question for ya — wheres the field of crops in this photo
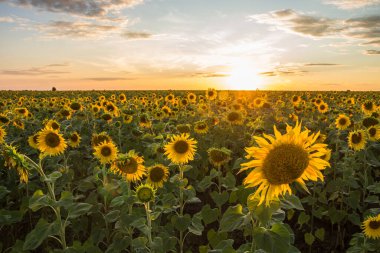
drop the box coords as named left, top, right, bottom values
left=0, top=89, right=379, bottom=253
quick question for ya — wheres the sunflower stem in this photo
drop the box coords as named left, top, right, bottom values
left=32, top=156, right=67, bottom=249
left=179, top=165, right=185, bottom=253
left=145, top=202, right=153, bottom=251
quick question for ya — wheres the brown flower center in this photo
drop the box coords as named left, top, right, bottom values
left=263, top=144, right=309, bottom=185
left=45, top=132, right=60, bottom=148
left=101, top=146, right=112, bottom=157
left=369, top=220, right=380, bottom=230
left=174, top=140, right=189, bottom=154
left=149, top=166, right=165, bottom=182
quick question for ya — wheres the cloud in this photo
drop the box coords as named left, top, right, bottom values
left=259, top=63, right=308, bottom=77
left=7, top=0, right=143, bottom=19
left=189, top=72, right=229, bottom=78
left=36, top=20, right=119, bottom=38
left=249, top=9, right=380, bottom=45
left=323, top=0, right=380, bottom=9
left=362, top=39, right=380, bottom=46
left=121, top=31, right=152, bottom=39
left=1, top=63, right=69, bottom=76
left=82, top=77, right=135, bottom=81
left=304, top=63, right=341, bottom=66
left=364, top=49, right=380, bottom=55
left=0, top=16, right=15, bottom=23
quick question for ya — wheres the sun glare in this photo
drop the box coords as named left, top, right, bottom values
left=225, top=65, right=265, bottom=90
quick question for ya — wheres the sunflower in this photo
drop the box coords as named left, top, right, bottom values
left=28, top=133, right=39, bottom=149
left=0, top=114, right=10, bottom=125
left=45, top=119, right=60, bottom=131
left=194, top=121, right=209, bottom=134
left=123, top=114, right=133, bottom=124
left=176, top=124, right=191, bottom=134
left=226, top=111, right=244, bottom=125
left=135, top=184, right=156, bottom=203
left=291, top=95, right=301, bottom=105
left=13, top=119, right=24, bottom=130
left=68, top=132, right=81, bottom=148
left=93, top=141, right=118, bottom=164
left=368, top=125, right=380, bottom=141
left=362, top=101, right=376, bottom=115
left=14, top=108, right=29, bottom=117
left=0, top=126, right=6, bottom=144
left=2, top=144, right=29, bottom=183
left=37, top=128, right=67, bottom=156
left=147, top=164, right=169, bottom=188
left=92, top=132, right=112, bottom=147
left=207, top=147, right=232, bottom=167
left=240, top=121, right=330, bottom=206
left=348, top=130, right=367, bottom=151
left=139, top=113, right=152, bottom=128
left=110, top=150, right=146, bottom=182
left=335, top=114, right=351, bottom=130
left=206, top=88, right=217, bottom=101
left=362, top=215, right=380, bottom=239
left=317, top=102, right=328, bottom=114
left=164, top=133, right=197, bottom=165
left=187, top=92, right=197, bottom=103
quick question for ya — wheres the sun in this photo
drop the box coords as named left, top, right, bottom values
left=225, top=65, right=265, bottom=90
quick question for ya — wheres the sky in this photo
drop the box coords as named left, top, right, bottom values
left=0, top=0, right=379, bottom=91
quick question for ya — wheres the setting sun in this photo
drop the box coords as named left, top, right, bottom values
left=225, top=65, right=265, bottom=90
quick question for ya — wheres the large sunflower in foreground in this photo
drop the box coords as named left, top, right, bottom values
left=37, top=127, right=67, bottom=156
left=164, top=133, right=197, bottom=164
left=110, top=150, right=146, bottom=182
left=93, top=141, right=118, bottom=164
left=239, top=121, right=330, bottom=206
left=362, top=215, right=380, bottom=239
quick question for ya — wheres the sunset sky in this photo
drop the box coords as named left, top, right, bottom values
left=0, top=0, right=379, bottom=90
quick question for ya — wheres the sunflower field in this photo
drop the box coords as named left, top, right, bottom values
left=0, top=89, right=380, bottom=253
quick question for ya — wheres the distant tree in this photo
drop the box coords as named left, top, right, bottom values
left=52, top=87, right=57, bottom=91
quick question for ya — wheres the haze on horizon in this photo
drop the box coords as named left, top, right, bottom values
left=0, top=0, right=379, bottom=91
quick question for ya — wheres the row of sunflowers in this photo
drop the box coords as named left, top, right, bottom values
left=0, top=89, right=380, bottom=252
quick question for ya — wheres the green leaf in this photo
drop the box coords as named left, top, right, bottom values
left=109, top=196, right=125, bottom=208
left=0, top=186, right=10, bottom=199
left=68, top=203, right=92, bottom=219
left=0, top=209, right=23, bottom=225
left=131, top=237, right=147, bottom=249
left=29, top=190, right=54, bottom=212
left=214, top=239, right=235, bottom=252
left=253, top=227, right=273, bottom=253
left=280, top=195, right=304, bottom=210
left=211, top=191, right=229, bottom=207
left=23, top=218, right=59, bottom=250
left=58, top=191, right=73, bottom=208
left=105, top=210, right=120, bottom=223
left=44, top=171, right=62, bottom=183
left=328, top=207, right=346, bottom=224
left=189, top=212, right=204, bottom=236
left=207, top=229, right=228, bottom=248
left=201, top=204, right=219, bottom=225
left=249, top=198, right=280, bottom=226
left=219, top=204, right=245, bottom=232
left=197, top=176, right=213, bottom=192
left=297, top=212, right=310, bottom=227
left=222, top=172, right=236, bottom=190
left=304, top=233, right=315, bottom=246
left=315, top=228, right=325, bottom=241
left=253, top=223, right=291, bottom=253
left=171, top=214, right=191, bottom=232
